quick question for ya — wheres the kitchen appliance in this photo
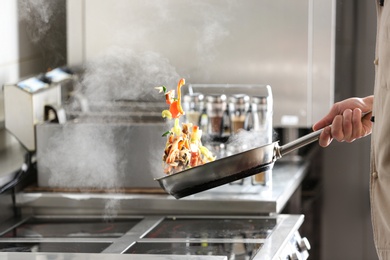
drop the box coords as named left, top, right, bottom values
left=3, top=68, right=74, bottom=151
left=1, top=68, right=312, bottom=259
left=0, top=214, right=309, bottom=259
left=36, top=83, right=274, bottom=190
left=36, top=101, right=168, bottom=189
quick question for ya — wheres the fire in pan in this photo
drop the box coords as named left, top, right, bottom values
left=155, top=129, right=322, bottom=199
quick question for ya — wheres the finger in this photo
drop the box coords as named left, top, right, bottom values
left=313, top=119, right=330, bottom=131
left=313, top=113, right=337, bottom=131
left=342, top=109, right=353, bottom=142
left=361, top=112, right=373, bottom=136
left=331, top=115, right=344, bottom=142
left=319, top=126, right=333, bottom=147
left=312, top=105, right=342, bottom=131
left=351, top=108, right=363, bottom=140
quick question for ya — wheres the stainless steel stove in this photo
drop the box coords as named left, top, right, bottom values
left=0, top=214, right=308, bottom=259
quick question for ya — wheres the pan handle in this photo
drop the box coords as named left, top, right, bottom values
left=275, top=111, right=371, bottom=159
left=275, top=129, right=323, bottom=159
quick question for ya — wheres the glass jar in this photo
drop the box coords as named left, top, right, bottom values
left=183, top=93, right=204, bottom=126
left=228, top=94, right=250, bottom=134
left=204, top=94, right=227, bottom=138
left=246, top=95, right=273, bottom=186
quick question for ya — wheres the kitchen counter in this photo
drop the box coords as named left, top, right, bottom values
left=15, top=159, right=309, bottom=215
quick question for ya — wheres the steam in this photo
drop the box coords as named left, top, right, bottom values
left=81, top=47, right=180, bottom=102
left=38, top=47, right=175, bottom=218
left=104, top=199, right=120, bottom=220
left=30, top=0, right=266, bottom=219
left=110, top=1, right=236, bottom=80
left=195, top=3, right=231, bottom=64
left=19, top=0, right=56, bottom=43
left=18, top=0, right=66, bottom=67
left=227, top=130, right=267, bottom=154
left=226, top=129, right=278, bottom=154
left=40, top=124, right=122, bottom=189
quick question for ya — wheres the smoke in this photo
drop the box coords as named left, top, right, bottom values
left=80, top=47, right=180, bottom=102
left=194, top=2, right=232, bottom=64
left=226, top=129, right=279, bottom=155
left=40, top=124, right=122, bottom=189
left=109, top=0, right=236, bottom=81
left=227, top=130, right=268, bottom=154
left=19, top=0, right=55, bottom=43
left=18, top=0, right=66, bottom=68
left=104, top=199, right=120, bottom=220
left=39, top=47, right=174, bottom=205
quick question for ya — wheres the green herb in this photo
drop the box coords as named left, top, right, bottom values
left=162, top=131, right=172, bottom=137
left=154, top=85, right=168, bottom=94
left=161, top=85, right=167, bottom=93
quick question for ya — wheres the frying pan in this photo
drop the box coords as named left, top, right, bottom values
left=155, top=129, right=322, bottom=199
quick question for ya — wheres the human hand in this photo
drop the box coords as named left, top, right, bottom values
left=312, top=96, right=373, bottom=147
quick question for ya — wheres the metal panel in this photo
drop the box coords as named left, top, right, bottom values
left=36, top=120, right=168, bottom=188
left=66, top=0, right=335, bottom=127
left=19, top=161, right=308, bottom=214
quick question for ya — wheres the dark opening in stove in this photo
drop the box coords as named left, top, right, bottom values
left=0, top=242, right=111, bottom=253
left=144, top=217, right=276, bottom=239
left=1, top=217, right=142, bottom=238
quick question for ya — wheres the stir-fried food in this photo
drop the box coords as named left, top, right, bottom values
left=156, top=79, right=215, bottom=174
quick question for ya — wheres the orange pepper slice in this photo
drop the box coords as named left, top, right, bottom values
left=169, top=78, right=185, bottom=118
left=178, top=140, right=185, bottom=150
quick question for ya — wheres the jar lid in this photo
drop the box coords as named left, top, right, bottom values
left=229, top=94, right=250, bottom=105
left=251, top=96, right=269, bottom=105
left=184, top=93, right=204, bottom=103
left=205, top=94, right=227, bottom=103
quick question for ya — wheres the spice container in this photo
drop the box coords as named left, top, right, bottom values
left=183, top=93, right=204, bottom=126
left=245, top=94, right=273, bottom=186
left=244, top=95, right=273, bottom=141
left=204, top=94, right=228, bottom=139
left=228, top=94, right=250, bottom=134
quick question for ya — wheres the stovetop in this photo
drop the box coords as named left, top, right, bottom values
left=125, top=241, right=262, bottom=259
left=144, top=217, right=275, bottom=239
left=0, top=214, right=304, bottom=259
left=2, top=217, right=141, bottom=238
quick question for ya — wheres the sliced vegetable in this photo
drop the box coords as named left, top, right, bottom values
left=155, top=85, right=167, bottom=93
left=162, top=110, right=172, bottom=119
left=156, top=78, right=215, bottom=175
left=165, top=90, right=175, bottom=105
left=168, top=78, right=185, bottom=118
left=171, top=118, right=182, bottom=136
left=162, top=131, right=172, bottom=137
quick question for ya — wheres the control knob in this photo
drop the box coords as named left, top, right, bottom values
left=288, top=252, right=302, bottom=260
left=298, top=237, right=311, bottom=252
